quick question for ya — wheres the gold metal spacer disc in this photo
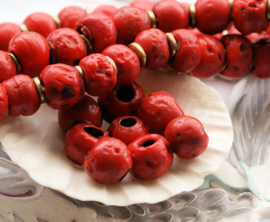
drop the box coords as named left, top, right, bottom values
left=52, top=16, right=62, bottom=29
left=9, top=52, right=21, bottom=74
left=75, top=66, right=87, bottom=90
left=228, top=0, right=234, bottom=19
left=189, top=5, right=196, bottom=28
left=146, top=10, right=157, bottom=28
left=20, top=24, right=28, bottom=32
left=128, top=42, right=147, bottom=67
left=33, top=77, right=46, bottom=104
left=105, top=56, right=118, bottom=74
left=166, top=33, right=178, bottom=60
left=267, top=0, right=270, bottom=21
left=80, top=34, right=93, bottom=55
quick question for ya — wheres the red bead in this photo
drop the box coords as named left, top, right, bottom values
left=112, top=6, right=151, bottom=45
left=79, top=54, right=117, bottom=96
left=8, top=32, right=50, bottom=78
left=102, top=44, right=140, bottom=85
left=98, top=82, right=145, bottom=123
left=58, top=94, right=103, bottom=134
left=0, top=83, right=8, bottom=122
left=75, top=13, right=117, bottom=53
left=137, top=91, right=184, bottom=135
left=40, top=64, right=83, bottom=109
left=0, top=23, right=21, bottom=51
left=84, top=137, right=132, bottom=184
left=127, top=134, right=173, bottom=180
left=134, top=29, right=169, bottom=68
left=47, top=28, right=87, bottom=66
left=195, top=0, right=231, bottom=35
left=190, top=34, right=226, bottom=78
left=108, top=116, right=149, bottom=145
left=233, top=0, right=268, bottom=35
left=3, top=75, right=40, bottom=117
left=65, top=124, right=108, bottom=166
left=220, top=35, right=253, bottom=78
left=152, top=0, right=189, bottom=33
left=92, top=5, right=117, bottom=16
left=58, top=6, right=87, bottom=29
left=0, top=51, right=17, bottom=82
left=23, top=12, right=57, bottom=38
left=130, top=0, right=154, bottom=11
left=164, top=116, right=209, bottom=159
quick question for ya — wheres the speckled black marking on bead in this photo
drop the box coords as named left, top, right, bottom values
left=62, top=85, right=74, bottom=99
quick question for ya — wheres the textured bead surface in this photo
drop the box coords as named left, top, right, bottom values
left=0, top=83, right=8, bottom=122
left=134, top=28, right=169, bottom=68
left=0, top=23, right=21, bottom=51
left=3, top=75, right=40, bottom=117
left=58, top=6, right=87, bottom=29
left=92, top=5, right=117, bottom=16
left=130, top=0, right=154, bottom=11
left=8, top=32, right=50, bottom=78
left=0, top=51, right=17, bottom=83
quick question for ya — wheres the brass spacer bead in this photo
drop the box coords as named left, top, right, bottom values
left=52, top=16, right=62, bottom=29
left=228, top=0, right=234, bottom=19
left=75, top=66, right=87, bottom=90
left=146, top=10, right=157, bottom=28
left=86, top=8, right=92, bottom=14
left=189, top=5, right=196, bottom=28
left=222, top=30, right=229, bottom=36
left=9, top=53, right=21, bottom=74
left=166, top=33, right=178, bottom=60
left=33, top=77, right=46, bottom=104
left=220, top=48, right=228, bottom=73
left=80, top=34, right=93, bottom=55
left=105, top=56, right=118, bottom=74
left=20, top=24, right=28, bottom=32
left=267, top=0, right=270, bottom=21
left=128, top=42, right=147, bottom=67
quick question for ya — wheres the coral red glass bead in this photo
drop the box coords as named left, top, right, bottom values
left=134, top=28, right=169, bottom=68
left=75, top=13, right=117, bottom=53
left=0, top=51, right=17, bottom=83
left=127, top=134, right=173, bottom=180
left=84, top=137, right=132, bottom=184
left=3, top=75, right=40, bottom=117
left=40, top=64, right=83, bottom=109
left=47, top=28, right=87, bottom=66
left=23, top=12, right=57, bottom=38
left=169, top=29, right=201, bottom=73
left=0, top=23, right=21, bottom=52
left=112, top=6, right=151, bottom=45
left=152, top=0, right=189, bottom=33
left=8, top=32, right=50, bottom=78
left=0, top=83, right=8, bottom=122
left=190, top=34, right=226, bottom=78
left=58, top=94, right=103, bottom=134
left=220, top=35, right=253, bottom=78
left=92, top=5, right=117, bottom=16
left=98, top=81, right=145, bottom=123
left=233, top=0, right=268, bottom=35
left=195, top=0, right=231, bottom=35
left=58, top=6, right=87, bottom=29
left=108, top=116, right=149, bottom=145
left=130, top=0, right=154, bottom=11
left=164, top=116, right=209, bottom=159
left=79, top=54, right=117, bottom=96
left=65, top=124, right=108, bottom=166
left=102, top=44, right=140, bottom=85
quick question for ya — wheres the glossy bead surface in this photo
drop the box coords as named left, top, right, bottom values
left=152, top=0, right=189, bottom=33
left=112, top=6, right=151, bottom=45
left=130, top=0, right=154, bottom=11
left=92, top=5, right=117, bottom=16
left=40, top=64, right=82, bottom=109
left=102, top=44, right=140, bottom=85
left=65, top=124, right=108, bottom=166
left=0, top=84, right=8, bottom=122
left=233, top=0, right=268, bottom=35
left=127, top=134, right=173, bottom=180
left=23, top=12, right=57, bottom=38
left=47, top=28, right=87, bottom=66
left=58, top=94, right=103, bottom=134
left=0, top=51, right=17, bottom=82
left=3, top=75, right=40, bottom=117
left=108, top=116, right=149, bottom=145
left=8, top=32, right=50, bottom=78
left=98, top=82, right=145, bottom=123
left=195, top=0, right=231, bottom=34
left=0, top=23, right=21, bottom=51
left=169, top=29, right=201, bottom=73
left=137, top=91, right=184, bottom=134
left=190, top=34, right=226, bottom=78
left=220, top=35, right=253, bottom=78
left=84, top=137, right=132, bottom=184
left=79, top=54, right=117, bottom=96
left=164, top=116, right=209, bottom=159
left=75, top=13, right=117, bottom=53
left=58, top=6, right=87, bottom=29
left=134, top=29, right=169, bottom=68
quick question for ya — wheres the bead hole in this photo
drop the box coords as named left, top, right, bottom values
left=120, top=118, right=137, bottom=127
left=142, top=140, right=155, bottom=147
left=84, top=127, right=104, bottom=138
left=116, top=85, right=135, bottom=103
